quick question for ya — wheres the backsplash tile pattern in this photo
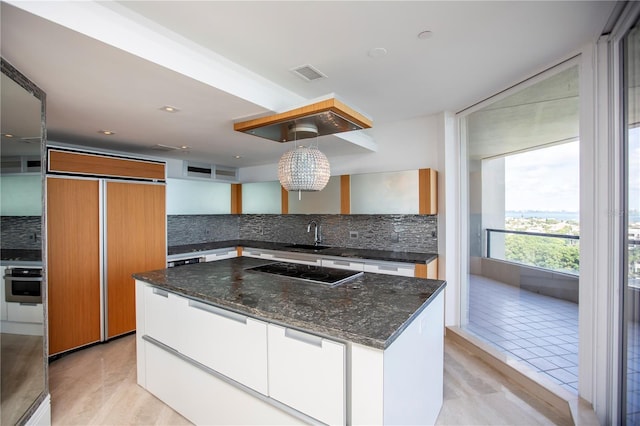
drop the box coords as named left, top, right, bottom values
left=240, top=214, right=437, bottom=253
left=0, top=216, right=42, bottom=249
left=167, top=215, right=239, bottom=246
left=168, top=214, right=437, bottom=253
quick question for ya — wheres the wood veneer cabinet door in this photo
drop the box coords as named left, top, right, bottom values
left=106, top=182, right=166, bottom=338
left=47, top=177, right=101, bottom=355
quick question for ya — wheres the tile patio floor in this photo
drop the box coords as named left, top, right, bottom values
left=465, top=274, right=579, bottom=394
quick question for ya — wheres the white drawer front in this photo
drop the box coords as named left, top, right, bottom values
left=267, top=324, right=345, bottom=425
left=144, top=286, right=187, bottom=352
left=321, top=258, right=365, bottom=271
left=182, top=300, right=268, bottom=395
left=364, top=262, right=415, bottom=277
left=203, top=249, right=237, bottom=262
left=6, top=302, right=43, bottom=323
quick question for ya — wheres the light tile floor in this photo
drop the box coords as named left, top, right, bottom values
left=465, top=274, right=579, bottom=394
left=626, top=320, right=640, bottom=424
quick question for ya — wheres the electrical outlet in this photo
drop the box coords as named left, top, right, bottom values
left=349, top=231, right=358, bottom=239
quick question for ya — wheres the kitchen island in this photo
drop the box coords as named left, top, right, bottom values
left=134, top=257, right=446, bottom=425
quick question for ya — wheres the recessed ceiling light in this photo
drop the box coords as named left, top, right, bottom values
left=180, top=145, right=189, bottom=149
left=367, top=47, right=387, bottom=58
left=3, top=133, right=14, bottom=138
left=98, top=130, right=115, bottom=136
left=234, top=155, right=242, bottom=159
left=161, top=105, right=180, bottom=113
left=417, top=30, right=433, bottom=40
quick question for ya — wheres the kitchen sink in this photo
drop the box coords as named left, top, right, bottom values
left=284, top=244, right=332, bottom=251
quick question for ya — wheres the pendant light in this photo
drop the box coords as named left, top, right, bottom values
left=277, top=123, right=330, bottom=198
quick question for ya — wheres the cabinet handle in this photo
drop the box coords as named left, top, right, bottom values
left=332, top=260, right=350, bottom=266
left=152, top=288, right=169, bottom=298
left=19, top=302, right=38, bottom=306
left=285, top=328, right=323, bottom=347
left=378, top=265, right=399, bottom=271
left=188, top=300, right=247, bottom=324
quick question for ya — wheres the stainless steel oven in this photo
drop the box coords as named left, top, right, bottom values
left=4, top=267, right=43, bottom=303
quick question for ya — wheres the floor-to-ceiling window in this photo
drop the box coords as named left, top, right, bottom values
left=461, top=63, right=581, bottom=393
left=622, top=17, right=640, bottom=425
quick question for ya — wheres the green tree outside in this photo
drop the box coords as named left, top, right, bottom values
left=504, top=234, right=580, bottom=274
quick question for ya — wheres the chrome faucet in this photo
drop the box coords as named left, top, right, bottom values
left=307, top=220, right=322, bottom=246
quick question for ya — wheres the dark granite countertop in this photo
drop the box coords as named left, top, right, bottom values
left=133, top=257, right=446, bottom=350
left=0, top=249, right=42, bottom=266
left=168, top=240, right=437, bottom=265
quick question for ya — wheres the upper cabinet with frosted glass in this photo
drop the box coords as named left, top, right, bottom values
left=238, top=169, right=437, bottom=215
left=349, top=169, right=437, bottom=215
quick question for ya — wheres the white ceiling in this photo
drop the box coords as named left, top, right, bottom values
left=0, top=1, right=617, bottom=169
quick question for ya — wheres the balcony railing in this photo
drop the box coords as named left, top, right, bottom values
left=486, top=228, right=580, bottom=275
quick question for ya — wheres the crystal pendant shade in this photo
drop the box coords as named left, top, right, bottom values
left=278, top=146, right=330, bottom=192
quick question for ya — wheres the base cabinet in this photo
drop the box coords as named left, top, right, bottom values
left=267, top=324, right=345, bottom=425
left=182, top=300, right=268, bottom=395
left=136, top=280, right=444, bottom=425
left=144, top=341, right=299, bottom=425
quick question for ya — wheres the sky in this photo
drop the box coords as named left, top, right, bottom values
left=504, top=141, right=579, bottom=212
left=504, top=128, right=640, bottom=214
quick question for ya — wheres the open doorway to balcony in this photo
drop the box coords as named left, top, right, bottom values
left=462, top=63, right=580, bottom=394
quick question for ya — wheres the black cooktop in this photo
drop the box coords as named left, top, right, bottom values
left=246, top=262, right=363, bottom=286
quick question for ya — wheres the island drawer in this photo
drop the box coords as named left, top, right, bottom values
left=143, top=286, right=187, bottom=352
left=182, top=300, right=268, bottom=395
left=267, top=324, right=345, bottom=425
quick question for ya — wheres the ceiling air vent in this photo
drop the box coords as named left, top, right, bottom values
left=182, top=161, right=238, bottom=181
left=184, top=161, right=212, bottom=179
left=290, top=64, right=327, bottom=82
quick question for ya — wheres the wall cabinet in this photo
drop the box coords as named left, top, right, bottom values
left=350, top=168, right=437, bottom=214
left=287, top=175, right=341, bottom=214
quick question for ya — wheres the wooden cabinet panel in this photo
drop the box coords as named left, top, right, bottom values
left=106, top=182, right=166, bottom=338
left=48, top=149, right=165, bottom=181
left=47, top=178, right=101, bottom=355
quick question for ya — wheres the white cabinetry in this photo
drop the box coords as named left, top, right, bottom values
left=320, top=258, right=365, bottom=271
left=182, top=300, right=268, bottom=394
left=202, top=248, right=237, bottom=262
left=364, top=260, right=416, bottom=277
left=143, top=286, right=187, bottom=352
left=267, top=324, right=345, bottom=425
left=243, top=248, right=321, bottom=266
left=6, top=302, right=42, bottom=323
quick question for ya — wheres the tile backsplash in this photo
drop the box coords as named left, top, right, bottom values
left=168, top=214, right=437, bottom=253
left=0, top=216, right=42, bottom=249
